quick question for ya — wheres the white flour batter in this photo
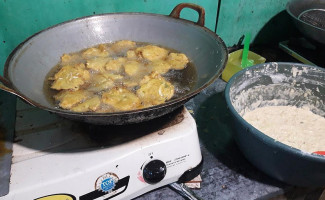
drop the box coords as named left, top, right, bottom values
left=243, top=106, right=325, bottom=153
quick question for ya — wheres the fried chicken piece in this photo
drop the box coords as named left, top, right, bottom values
left=74, top=63, right=86, bottom=69
left=121, top=78, right=140, bottom=89
left=105, top=57, right=127, bottom=72
left=126, top=50, right=137, bottom=59
left=111, top=40, right=136, bottom=53
left=70, top=96, right=101, bottom=112
left=82, top=45, right=109, bottom=59
left=101, top=72, right=124, bottom=81
left=87, top=73, right=115, bottom=92
left=60, top=53, right=81, bottom=65
left=135, top=45, right=169, bottom=61
left=50, top=40, right=190, bottom=114
left=167, top=53, right=189, bottom=70
left=150, top=60, right=171, bottom=74
left=86, top=57, right=110, bottom=72
left=124, top=60, right=145, bottom=76
left=139, top=71, right=160, bottom=85
left=137, top=72, right=174, bottom=106
left=51, top=64, right=90, bottom=91
left=54, top=90, right=92, bottom=109
left=97, top=44, right=108, bottom=51
left=102, top=87, right=141, bottom=111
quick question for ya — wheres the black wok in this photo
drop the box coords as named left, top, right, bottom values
left=287, top=0, right=325, bottom=45
left=0, top=3, right=228, bottom=125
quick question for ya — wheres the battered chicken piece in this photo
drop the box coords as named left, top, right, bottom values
left=73, top=63, right=87, bottom=69
left=86, top=57, right=110, bottom=72
left=126, top=50, right=137, bottom=59
left=60, top=53, right=81, bottom=65
left=54, top=90, right=92, bottom=109
left=87, top=74, right=114, bottom=92
left=102, top=87, right=141, bottom=111
left=122, top=79, right=140, bottom=88
left=97, top=44, right=108, bottom=52
left=150, top=60, right=171, bottom=74
left=82, top=45, right=109, bottom=59
left=101, top=72, right=124, bottom=81
left=137, top=73, right=174, bottom=106
left=71, top=96, right=101, bottom=112
left=139, top=71, right=160, bottom=85
left=51, top=64, right=90, bottom=91
left=50, top=40, right=191, bottom=113
left=167, top=53, right=189, bottom=70
left=135, top=45, right=169, bottom=61
left=105, top=57, right=127, bottom=72
left=124, top=60, right=145, bottom=76
left=111, top=40, right=136, bottom=53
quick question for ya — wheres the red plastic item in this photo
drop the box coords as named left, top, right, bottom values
left=313, top=151, right=325, bottom=156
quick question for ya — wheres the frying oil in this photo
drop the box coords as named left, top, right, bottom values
left=43, top=41, right=198, bottom=111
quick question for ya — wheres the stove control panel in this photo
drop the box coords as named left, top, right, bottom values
left=143, top=160, right=167, bottom=184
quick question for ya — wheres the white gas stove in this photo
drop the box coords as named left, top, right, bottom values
left=1, top=101, right=202, bottom=200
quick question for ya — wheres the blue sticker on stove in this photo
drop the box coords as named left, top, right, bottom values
left=101, top=177, right=116, bottom=192
left=95, top=172, right=119, bottom=193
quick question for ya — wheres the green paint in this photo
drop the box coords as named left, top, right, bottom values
left=216, top=0, right=294, bottom=46
left=0, top=0, right=219, bottom=74
left=0, top=0, right=300, bottom=75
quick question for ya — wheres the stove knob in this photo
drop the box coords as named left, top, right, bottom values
left=143, top=160, right=167, bottom=184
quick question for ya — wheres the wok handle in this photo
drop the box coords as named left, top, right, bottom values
left=170, top=3, right=205, bottom=27
left=0, top=75, right=35, bottom=106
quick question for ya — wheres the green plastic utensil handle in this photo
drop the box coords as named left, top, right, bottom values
left=241, top=33, right=251, bottom=68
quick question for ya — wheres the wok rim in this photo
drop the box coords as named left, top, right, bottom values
left=4, top=12, right=228, bottom=117
left=286, top=0, right=325, bottom=32
left=225, top=62, right=325, bottom=162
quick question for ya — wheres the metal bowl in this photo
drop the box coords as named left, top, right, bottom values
left=225, top=62, right=325, bottom=187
